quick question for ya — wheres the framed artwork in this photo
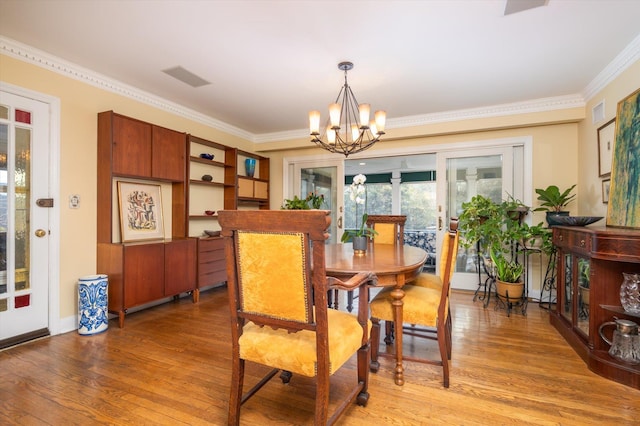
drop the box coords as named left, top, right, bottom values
left=597, top=118, right=616, bottom=177
left=606, top=87, right=640, bottom=228
left=117, top=181, right=165, bottom=242
left=602, top=179, right=610, bottom=204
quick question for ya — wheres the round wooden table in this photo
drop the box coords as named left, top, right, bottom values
left=325, top=242, right=428, bottom=385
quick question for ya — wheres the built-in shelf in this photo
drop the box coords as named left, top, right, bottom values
left=600, top=305, right=640, bottom=319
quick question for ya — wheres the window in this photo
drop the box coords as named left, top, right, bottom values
left=344, top=171, right=437, bottom=231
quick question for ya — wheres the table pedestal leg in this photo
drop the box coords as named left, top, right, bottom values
left=390, top=286, right=405, bottom=386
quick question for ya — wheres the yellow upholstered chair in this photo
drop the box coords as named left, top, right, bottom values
left=411, top=226, right=459, bottom=291
left=218, top=209, right=377, bottom=426
left=369, top=220, right=458, bottom=387
left=366, top=215, right=406, bottom=245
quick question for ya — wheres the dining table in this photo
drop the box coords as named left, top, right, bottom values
left=324, top=242, right=428, bottom=386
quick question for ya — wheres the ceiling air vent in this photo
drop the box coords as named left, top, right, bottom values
left=504, top=0, right=549, bottom=16
left=162, top=66, right=211, bottom=88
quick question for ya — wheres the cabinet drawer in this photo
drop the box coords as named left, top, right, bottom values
left=554, top=228, right=591, bottom=253
left=199, top=258, right=226, bottom=274
left=199, top=237, right=224, bottom=252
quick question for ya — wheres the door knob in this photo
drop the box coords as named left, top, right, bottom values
left=35, top=229, right=47, bottom=237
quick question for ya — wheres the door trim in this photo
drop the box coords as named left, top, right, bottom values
left=1, top=82, right=61, bottom=336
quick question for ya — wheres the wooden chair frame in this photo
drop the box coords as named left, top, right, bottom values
left=370, top=220, right=458, bottom=387
left=366, top=214, right=407, bottom=245
left=219, top=210, right=376, bottom=425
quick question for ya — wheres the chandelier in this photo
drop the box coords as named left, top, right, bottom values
left=309, top=62, right=386, bottom=157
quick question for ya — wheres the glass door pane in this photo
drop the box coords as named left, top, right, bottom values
left=436, top=146, right=516, bottom=290
left=577, top=257, right=590, bottom=336
left=295, top=163, right=343, bottom=244
left=562, top=253, right=573, bottom=322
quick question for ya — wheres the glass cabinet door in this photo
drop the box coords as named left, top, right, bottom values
left=561, top=253, right=573, bottom=322
left=576, top=258, right=590, bottom=336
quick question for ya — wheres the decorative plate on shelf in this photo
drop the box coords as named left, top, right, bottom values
left=553, top=216, right=604, bottom=226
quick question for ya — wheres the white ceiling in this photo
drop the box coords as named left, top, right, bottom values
left=1, top=0, right=639, bottom=144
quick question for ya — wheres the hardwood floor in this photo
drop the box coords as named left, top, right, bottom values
left=1, top=286, right=638, bottom=425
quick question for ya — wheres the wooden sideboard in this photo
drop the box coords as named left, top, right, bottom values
left=551, top=225, right=640, bottom=389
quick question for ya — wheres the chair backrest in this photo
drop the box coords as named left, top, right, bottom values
left=218, top=210, right=331, bottom=334
left=439, top=219, right=459, bottom=320
left=438, top=218, right=460, bottom=282
left=366, top=215, right=406, bottom=245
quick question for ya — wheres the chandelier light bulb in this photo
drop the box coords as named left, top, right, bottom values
left=369, top=121, right=379, bottom=138
left=327, top=128, right=336, bottom=144
left=309, top=110, right=321, bottom=135
left=329, top=103, right=341, bottom=128
left=358, top=104, right=370, bottom=129
left=351, top=124, right=360, bottom=141
left=375, top=110, right=386, bottom=133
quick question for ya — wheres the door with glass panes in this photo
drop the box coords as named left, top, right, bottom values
left=0, top=89, right=51, bottom=345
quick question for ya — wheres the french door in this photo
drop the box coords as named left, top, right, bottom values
left=291, top=158, right=344, bottom=243
left=436, top=145, right=523, bottom=291
left=0, top=89, right=52, bottom=346
left=286, top=140, right=528, bottom=292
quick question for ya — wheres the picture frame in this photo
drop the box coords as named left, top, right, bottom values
left=602, top=179, right=610, bottom=204
left=606, top=87, right=640, bottom=228
left=117, top=181, right=165, bottom=242
left=597, top=117, right=616, bottom=177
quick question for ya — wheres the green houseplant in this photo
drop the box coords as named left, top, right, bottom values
left=282, top=195, right=310, bottom=210
left=534, top=184, right=576, bottom=226
left=490, top=249, right=525, bottom=302
left=340, top=213, right=378, bottom=243
left=281, top=192, right=326, bottom=210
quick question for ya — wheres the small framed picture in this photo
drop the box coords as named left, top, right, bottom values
left=597, top=118, right=616, bottom=177
left=602, top=178, right=610, bottom=204
left=117, top=181, right=165, bottom=242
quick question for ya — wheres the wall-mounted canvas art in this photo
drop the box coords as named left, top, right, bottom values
left=606, top=88, right=640, bottom=228
left=117, top=181, right=165, bottom=242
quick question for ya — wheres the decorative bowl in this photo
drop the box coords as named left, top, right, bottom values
left=204, top=210, right=215, bottom=216
left=553, top=216, right=604, bottom=226
left=199, top=153, right=214, bottom=160
left=204, top=230, right=221, bottom=237
left=201, top=174, right=213, bottom=182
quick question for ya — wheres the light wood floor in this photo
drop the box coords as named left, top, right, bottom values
left=1, top=286, right=639, bottom=425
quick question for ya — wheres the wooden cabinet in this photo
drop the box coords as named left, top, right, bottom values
left=97, top=111, right=195, bottom=327
left=98, top=112, right=270, bottom=325
left=108, top=112, right=186, bottom=181
left=98, top=240, right=197, bottom=328
left=551, top=226, right=640, bottom=389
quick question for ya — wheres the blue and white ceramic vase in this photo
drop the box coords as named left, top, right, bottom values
left=78, top=274, right=109, bottom=335
left=245, top=158, right=256, bottom=178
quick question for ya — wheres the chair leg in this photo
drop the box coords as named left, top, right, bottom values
left=437, top=324, right=450, bottom=388
left=356, top=342, right=370, bottom=406
left=384, top=320, right=394, bottom=345
left=314, top=371, right=330, bottom=425
left=228, top=358, right=244, bottom=426
left=370, top=318, right=381, bottom=372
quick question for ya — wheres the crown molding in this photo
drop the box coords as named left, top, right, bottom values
left=3, top=34, right=635, bottom=145
left=583, top=33, right=640, bottom=101
left=256, top=94, right=586, bottom=143
left=0, top=36, right=253, bottom=141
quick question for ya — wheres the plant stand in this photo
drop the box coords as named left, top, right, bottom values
left=472, top=241, right=496, bottom=308
left=495, top=279, right=528, bottom=317
left=539, top=248, right=557, bottom=310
